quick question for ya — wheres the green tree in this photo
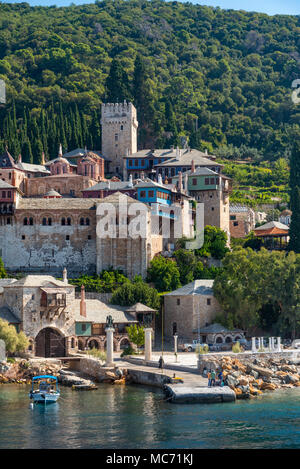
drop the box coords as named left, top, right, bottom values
left=289, top=141, right=300, bottom=253
left=105, top=58, right=131, bottom=103
left=147, top=256, right=181, bottom=292
left=0, top=258, right=7, bottom=278
left=0, top=319, right=29, bottom=355
left=111, top=281, right=160, bottom=310
left=126, top=324, right=145, bottom=349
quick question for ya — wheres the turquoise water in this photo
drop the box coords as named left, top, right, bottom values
left=0, top=384, right=300, bottom=449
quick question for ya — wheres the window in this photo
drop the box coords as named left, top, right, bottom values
left=6, top=218, right=11, bottom=225
left=66, top=235, right=70, bottom=241
left=177, top=298, right=180, bottom=306
left=192, top=178, right=197, bottom=186
left=2, top=191, right=6, bottom=198
left=230, top=215, right=236, bottom=221
left=205, top=178, right=209, bottom=185
left=88, top=235, right=91, bottom=240
left=207, top=298, right=211, bottom=306
left=48, top=218, right=52, bottom=226
left=86, top=218, right=90, bottom=226
left=42, top=218, right=47, bottom=226
left=115, top=133, right=118, bottom=141
left=81, top=324, right=87, bottom=332
left=67, top=217, right=71, bottom=226
left=23, top=217, right=28, bottom=226
left=211, top=207, right=214, bottom=211
left=233, top=221, right=239, bottom=226
left=140, top=191, right=146, bottom=198
left=120, top=125, right=123, bottom=131
left=210, top=178, right=215, bottom=184
left=134, top=160, right=139, bottom=167
left=7, top=191, right=11, bottom=198
left=61, top=218, right=66, bottom=226
left=129, top=159, right=133, bottom=167
left=80, top=218, right=84, bottom=225
left=22, top=235, right=25, bottom=240
left=29, top=218, right=33, bottom=226
left=148, top=190, right=154, bottom=198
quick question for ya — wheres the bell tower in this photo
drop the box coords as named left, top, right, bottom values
left=101, top=101, right=138, bottom=176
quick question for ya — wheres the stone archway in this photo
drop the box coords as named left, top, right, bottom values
left=35, top=327, right=66, bottom=358
left=119, top=337, right=131, bottom=350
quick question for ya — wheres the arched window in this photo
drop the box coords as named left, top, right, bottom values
left=67, top=217, right=71, bottom=226
left=42, top=218, right=47, bottom=226
left=216, top=336, right=223, bottom=344
left=23, top=217, right=28, bottom=226
left=61, top=218, right=66, bottom=226
left=86, top=218, right=90, bottom=226
left=29, top=217, right=33, bottom=226
left=48, top=218, right=52, bottom=226
left=80, top=218, right=84, bottom=226
left=225, top=336, right=232, bottom=344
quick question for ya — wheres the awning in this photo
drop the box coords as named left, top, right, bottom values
left=40, top=288, right=66, bottom=294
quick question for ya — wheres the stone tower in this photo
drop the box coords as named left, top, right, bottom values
left=101, top=101, right=138, bottom=175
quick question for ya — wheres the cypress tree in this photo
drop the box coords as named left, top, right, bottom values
left=289, top=140, right=300, bottom=253
left=106, top=58, right=131, bottom=103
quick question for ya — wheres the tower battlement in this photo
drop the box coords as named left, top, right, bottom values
left=101, top=101, right=138, bottom=175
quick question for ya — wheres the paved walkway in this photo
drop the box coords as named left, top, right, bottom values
left=116, top=357, right=207, bottom=387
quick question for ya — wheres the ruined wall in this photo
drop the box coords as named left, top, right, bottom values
left=0, top=211, right=96, bottom=276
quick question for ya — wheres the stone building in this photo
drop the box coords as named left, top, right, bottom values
left=0, top=273, right=140, bottom=357
left=229, top=204, right=256, bottom=238
left=26, top=146, right=105, bottom=198
left=172, top=166, right=231, bottom=234
left=101, top=101, right=138, bottom=176
left=163, top=280, right=222, bottom=342
left=0, top=192, right=163, bottom=279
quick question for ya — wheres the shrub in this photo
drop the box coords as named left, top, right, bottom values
left=196, top=344, right=209, bottom=354
left=232, top=341, right=243, bottom=353
left=120, top=346, right=136, bottom=357
left=87, top=348, right=106, bottom=361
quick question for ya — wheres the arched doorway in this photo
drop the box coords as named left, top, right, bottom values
left=35, top=327, right=66, bottom=357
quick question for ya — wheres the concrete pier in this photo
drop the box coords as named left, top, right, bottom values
left=164, top=384, right=236, bottom=404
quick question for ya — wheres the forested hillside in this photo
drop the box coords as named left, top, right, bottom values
left=0, top=0, right=299, bottom=163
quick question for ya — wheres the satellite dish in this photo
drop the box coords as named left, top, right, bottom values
left=0, top=80, right=6, bottom=105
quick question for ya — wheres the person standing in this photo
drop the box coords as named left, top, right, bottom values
left=210, top=369, right=216, bottom=387
left=207, top=370, right=211, bottom=387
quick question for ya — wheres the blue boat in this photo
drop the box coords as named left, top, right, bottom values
left=29, top=375, right=60, bottom=404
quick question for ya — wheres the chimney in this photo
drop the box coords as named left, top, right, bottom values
left=158, top=174, right=163, bottom=185
left=176, top=146, right=180, bottom=160
left=141, top=171, right=145, bottom=180
left=58, top=143, right=63, bottom=157
left=205, top=149, right=208, bottom=156
left=184, top=172, right=189, bottom=194
left=63, top=267, right=68, bottom=284
left=41, top=151, right=45, bottom=166
left=191, top=160, right=195, bottom=173
left=80, top=285, right=86, bottom=317
left=128, top=174, right=133, bottom=187
left=18, top=154, right=22, bottom=164
left=178, top=171, right=183, bottom=192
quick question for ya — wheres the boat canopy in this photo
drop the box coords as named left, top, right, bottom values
left=32, top=375, right=58, bottom=381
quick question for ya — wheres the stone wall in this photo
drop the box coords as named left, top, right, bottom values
left=164, top=293, right=221, bottom=342
left=0, top=212, right=96, bottom=276
left=75, top=292, right=113, bottom=303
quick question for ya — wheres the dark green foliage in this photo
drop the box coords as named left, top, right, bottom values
left=0, top=1, right=298, bottom=158
left=147, top=256, right=181, bottom=292
left=0, top=257, right=7, bottom=278
left=110, top=281, right=160, bottom=310
left=289, top=141, right=300, bottom=253
left=105, top=58, right=132, bottom=103
left=213, top=248, right=300, bottom=337
left=68, top=270, right=130, bottom=293
left=196, top=226, right=229, bottom=260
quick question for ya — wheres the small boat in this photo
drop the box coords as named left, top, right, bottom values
left=29, top=375, right=60, bottom=404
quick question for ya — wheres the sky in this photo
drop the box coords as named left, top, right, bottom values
left=1, top=0, right=299, bottom=16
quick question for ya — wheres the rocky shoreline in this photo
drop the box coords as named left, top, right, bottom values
left=199, top=355, right=300, bottom=399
